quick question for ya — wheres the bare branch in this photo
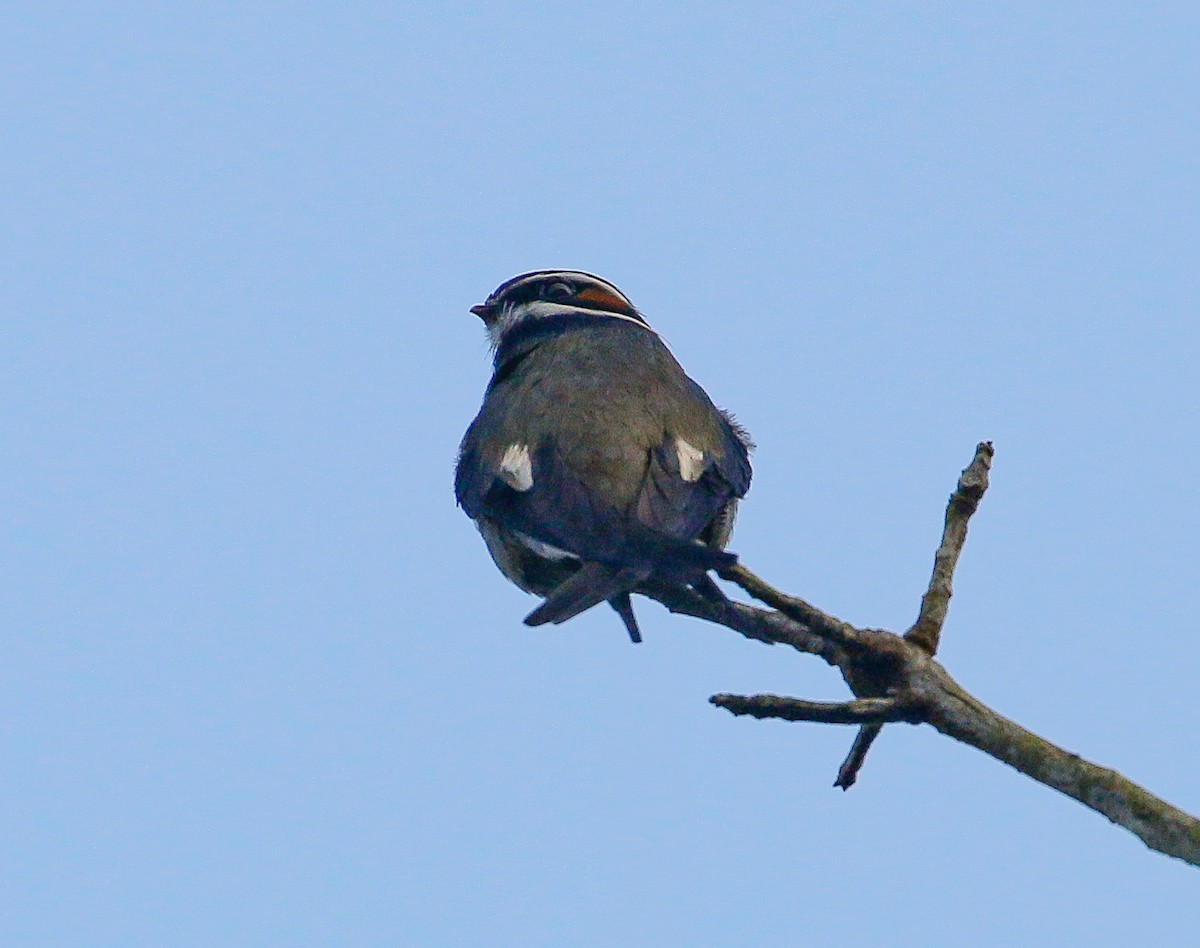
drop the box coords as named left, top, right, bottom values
left=835, top=441, right=994, bottom=786
left=919, top=661, right=1200, bottom=866
left=640, top=579, right=845, bottom=666
left=716, top=562, right=863, bottom=650
left=630, top=441, right=1200, bottom=868
left=711, top=694, right=923, bottom=725
left=906, top=441, right=994, bottom=655
left=834, top=724, right=883, bottom=790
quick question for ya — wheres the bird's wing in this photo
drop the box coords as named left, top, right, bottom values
left=713, top=406, right=754, bottom=497
left=458, top=433, right=734, bottom=578
left=455, top=328, right=751, bottom=572
left=624, top=370, right=751, bottom=547
left=633, top=427, right=749, bottom=541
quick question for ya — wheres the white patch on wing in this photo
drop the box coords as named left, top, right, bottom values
left=514, top=531, right=577, bottom=562
left=499, top=443, right=533, bottom=491
left=675, top=438, right=706, bottom=482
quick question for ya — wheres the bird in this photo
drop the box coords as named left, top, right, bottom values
left=455, top=270, right=752, bottom=643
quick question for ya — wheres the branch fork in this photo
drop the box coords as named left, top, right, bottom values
left=638, top=442, right=1200, bottom=868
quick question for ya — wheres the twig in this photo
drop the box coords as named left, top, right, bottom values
left=716, top=562, right=862, bottom=650
left=834, top=724, right=883, bottom=790
left=641, top=579, right=845, bottom=666
left=711, top=694, right=922, bottom=725
left=834, top=440, right=994, bottom=787
left=905, top=441, right=994, bottom=656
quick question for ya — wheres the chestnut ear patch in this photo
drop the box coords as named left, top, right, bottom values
left=575, top=285, right=635, bottom=316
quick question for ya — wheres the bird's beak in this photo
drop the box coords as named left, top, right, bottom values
left=470, top=303, right=493, bottom=321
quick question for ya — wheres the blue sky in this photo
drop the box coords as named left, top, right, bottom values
left=4, top=3, right=1199, bottom=945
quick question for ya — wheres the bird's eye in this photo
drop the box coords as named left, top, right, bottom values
left=545, top=282, right=573, bottom=300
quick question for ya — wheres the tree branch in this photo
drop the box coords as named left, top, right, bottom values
left=834, top=440, right=995, bottom=787
left=635, top=443, right=1200, bottom=868
left=906, top=440, right=994, bottom=656
left=715, top=562, right=863, bottom=650
left=640, top=578, right=846, bottom=666
left=834, top=724, right=882, bottom=790
left=921, top=667, right=1200, bottom=866
left=711, top=694, right=923, bottom=725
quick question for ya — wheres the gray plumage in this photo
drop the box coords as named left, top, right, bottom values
left=456, top=271, right=752, bottom=642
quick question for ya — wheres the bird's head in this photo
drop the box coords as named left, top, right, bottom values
left=470, top=270, right=648, bottom=348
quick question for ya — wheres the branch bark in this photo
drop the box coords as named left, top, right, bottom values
left=710, top=694, right=923, bottom=725
left=834, top=723, right=882, bottom=790
left=906, top=441, right=993, bottom=655
left=636, top=442, right=1200, bottom=869
left=836, top=441, right=994, bottom=787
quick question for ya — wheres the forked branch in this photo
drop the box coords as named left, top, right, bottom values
left=638, top=442, right=1200, bottom=868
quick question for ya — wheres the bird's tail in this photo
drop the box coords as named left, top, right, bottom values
left=625, top=534, right=737, bottom=585
left=523, top=538, right=736, bottom=642
left=524, top=562, right=650, bottom=630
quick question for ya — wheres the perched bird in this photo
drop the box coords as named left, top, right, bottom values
left=455, top=270, right=752, bottom=643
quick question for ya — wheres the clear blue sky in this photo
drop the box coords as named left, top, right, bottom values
left=4, top=3, right=1199, bottom=945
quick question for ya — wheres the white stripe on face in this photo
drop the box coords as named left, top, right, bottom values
left=485, top=299, right=652, bottom=348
